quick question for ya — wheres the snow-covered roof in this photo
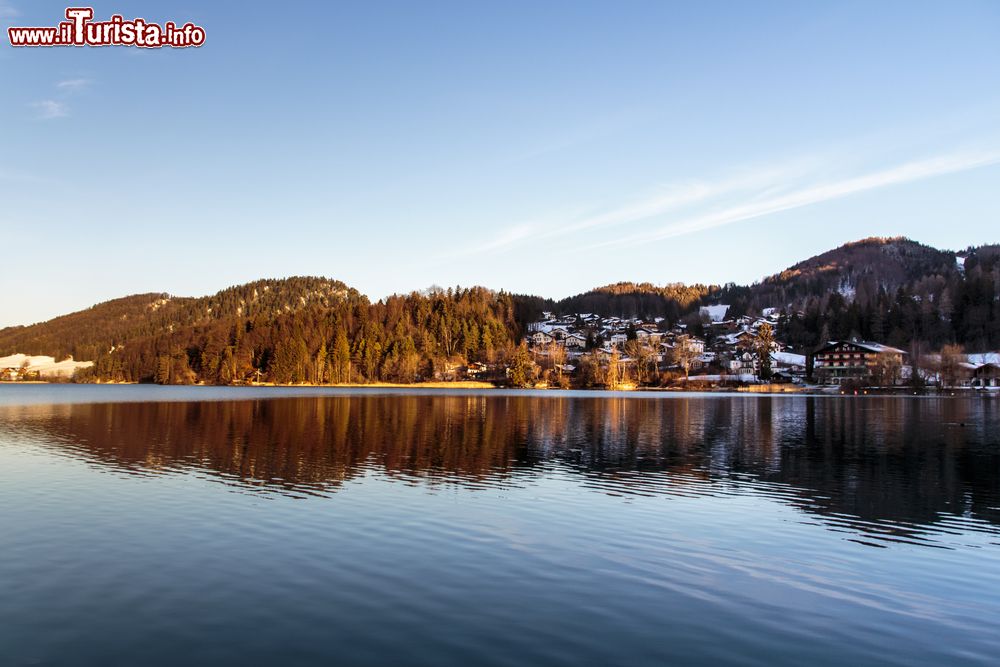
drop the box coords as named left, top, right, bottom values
left=853, top=342, right=906, bottom=355
left=818, top=341, right=906, bottom=355
left=771, top=351, right=806, bottom=367
left=967, top=352, right=1000, bottom=366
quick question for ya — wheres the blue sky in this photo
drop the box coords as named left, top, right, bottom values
left=2, top=1, right=999, bottom=328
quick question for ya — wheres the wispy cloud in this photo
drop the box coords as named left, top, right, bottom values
left=462, top=145, right=1000, bottom=258
left=465, top=223, right=536, bottom=255
left=56, top=78, right=93, bottom=92
left=32, top=100, right=69, bottom=119
left=539, top=163, right=810, bottom=240
left=591, top=149, right=1000, bottom=249
left=458, top=162, right=813, bottom=258
left=0, top=2, right=18, bottom=20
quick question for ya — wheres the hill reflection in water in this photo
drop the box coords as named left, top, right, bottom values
left=3, top=394, right=999, bottom=548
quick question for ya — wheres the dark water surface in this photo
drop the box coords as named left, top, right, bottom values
left=2, top=385, right=999, bottom=666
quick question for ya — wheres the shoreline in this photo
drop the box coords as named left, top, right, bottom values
left=3, top=380, right=998, bottom=396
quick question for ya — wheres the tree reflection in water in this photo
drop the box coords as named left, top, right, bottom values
left=3, top=394, right=998, bottom=546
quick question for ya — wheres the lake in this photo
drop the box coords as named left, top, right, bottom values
left=1, top=385, right=999, bottom=666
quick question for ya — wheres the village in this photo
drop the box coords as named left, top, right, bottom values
left=520, top=305, right=800, bottom=389
left=518, top=305, right=1000, bottom=392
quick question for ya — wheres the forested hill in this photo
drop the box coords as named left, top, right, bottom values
left=723, top=237, right=960, bottom=311
left=554, top=282, right=719, bottom=321
left=718, top=237, right=1000, bottom=351
left=0, top=279, right=521, bottom=384
left=0, top=278, right=362, bottom=364
left=2, top=237, right=999, bottom=383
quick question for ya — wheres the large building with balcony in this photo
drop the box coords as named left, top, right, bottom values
left=812, top=340, right=906, bottom=385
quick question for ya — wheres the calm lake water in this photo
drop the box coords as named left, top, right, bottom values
left=2, top=385, right=999, bottom=666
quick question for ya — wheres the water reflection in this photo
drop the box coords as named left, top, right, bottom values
left=3, top=394, right=999, bottom=547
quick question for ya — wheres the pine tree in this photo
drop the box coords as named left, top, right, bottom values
left=332, top=329, right=351, bottom=383
left=508, top=342, right=535, bottom=388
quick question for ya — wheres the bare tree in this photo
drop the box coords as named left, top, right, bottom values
left=871, top=352, right=903, bottom=387
left=753, top=323, right=775, bottom=380
left=908, top=340, right=927, bottom=388
left=939, top=344, right=965, bottom=388
left=671, top=336, right=700, bottom=380
left=547, top=340, right=567, bottom=383
left=605, top=349, right=624, bottom=389
left=624, top=339, right=653, bottom=385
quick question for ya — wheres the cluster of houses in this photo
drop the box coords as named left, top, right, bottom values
left=524, top=305, right=808, bottom=382
left=524, top=307, right=1000, bottom=389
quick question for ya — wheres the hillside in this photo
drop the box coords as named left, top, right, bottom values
left=0, top=277, right=362, bottom=364
left=555, top=282, right=719, bottom=321
left=0, top=293, right=181, bottom=363
left=553, top=238, right=964, bottom=319
left=746, top=237, right=960, bottom=308
left=552, top=238, right=999, bottom=351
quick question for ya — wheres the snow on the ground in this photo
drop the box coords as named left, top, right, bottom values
left=686, top=373, right=759, bottom=383
left=699, top=305, right=730, bottom=322
left=0, top=353, right=94, bottom=377
left=772, top=351, right=806, bottom=366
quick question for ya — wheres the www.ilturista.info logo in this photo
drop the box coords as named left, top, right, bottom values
left=7, top=7, right=205, bottom=48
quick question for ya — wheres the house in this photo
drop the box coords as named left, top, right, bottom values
left=813, top=340, right=907, bottom=385
left=954, top=362, right=979, bottom=387
left=972, top=363, right=1000, bottom=388
left=563, top=333, right=587, bottom=349
left=728, top=351, right=757, bottom=375
left=530, top=331, right=554, bottom=346
left=466, top=362, right=489, bottom=378
left=609, top=333, right=628, bottom=347
left=716, top=329, right=756, bottom=351
left=682, top=336, right=705, bottom=354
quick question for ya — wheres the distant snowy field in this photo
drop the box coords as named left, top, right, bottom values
left=0, top=354, right=93, bottom=378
